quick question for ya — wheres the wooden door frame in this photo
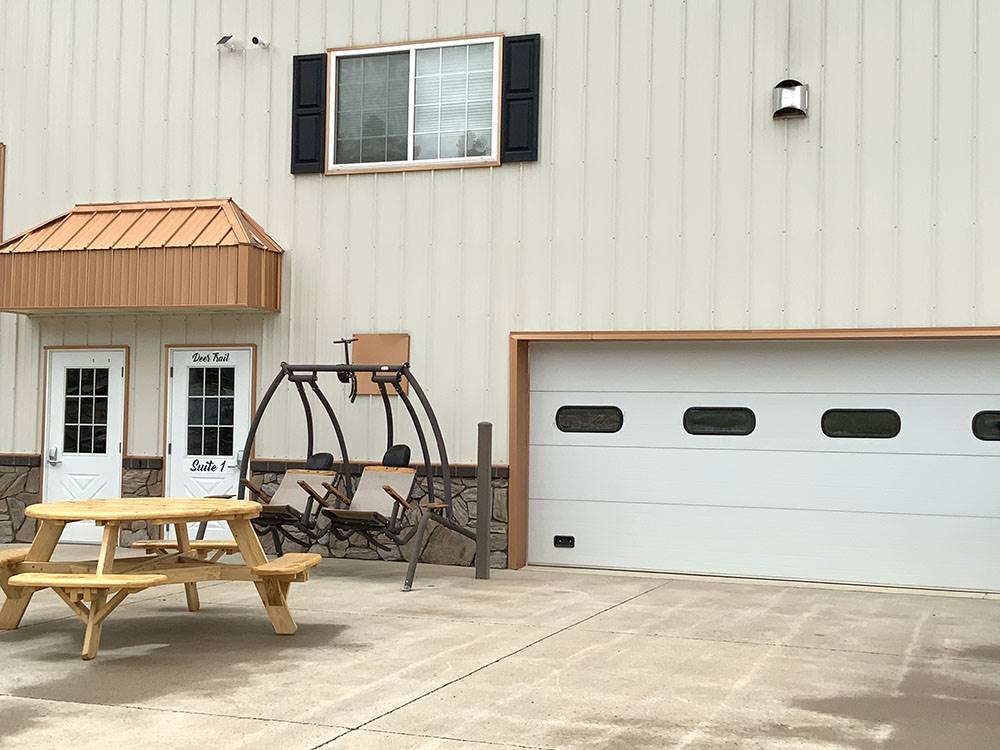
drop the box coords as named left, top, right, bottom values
left=40, top=345, right=131, bottom=503
left=161, top=344, right=257, bottom=495
left=507, top=326, right=1000, bottom=569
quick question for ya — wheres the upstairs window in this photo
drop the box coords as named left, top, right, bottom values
left=329, top=36, right=501, bottom=171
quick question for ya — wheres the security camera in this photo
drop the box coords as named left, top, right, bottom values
left=216, top=35, right=241, bottom=52
left=251, top=36, right=270, bottom=48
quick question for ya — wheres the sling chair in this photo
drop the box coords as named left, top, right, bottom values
left=239, top=452, right=338, bottom=554
left=296, top=444, right=474, bottom=585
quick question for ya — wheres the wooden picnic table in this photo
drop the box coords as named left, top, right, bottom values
left=0, top=498, right=320, bottom=659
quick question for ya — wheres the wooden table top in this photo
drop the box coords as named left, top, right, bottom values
left=26, top=498, right=261, bottom=523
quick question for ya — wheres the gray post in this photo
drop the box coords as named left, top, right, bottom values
left=475, top=421, right=492, bottom=580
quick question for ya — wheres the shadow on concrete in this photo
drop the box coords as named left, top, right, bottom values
left=0, top=701, right=38, bottom=750
left=762, top=647, right=1000, bottom=750
left=0, top=604, right=354, bottom=746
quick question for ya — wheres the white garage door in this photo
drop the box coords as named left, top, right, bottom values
left=528, top=340, right=1000, bottom=591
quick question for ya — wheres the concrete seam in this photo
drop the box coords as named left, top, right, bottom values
left=0, top=692, right=351, bottom=731
left=333, top=581, right=671, bottom=742
left=311, top=727, right=554, bottom=750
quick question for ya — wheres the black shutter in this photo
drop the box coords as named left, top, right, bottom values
left=290, top=54, right=327, bottom=174
left=501, top=34, right=541, bottom=163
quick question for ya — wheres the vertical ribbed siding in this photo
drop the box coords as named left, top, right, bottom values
left=0, top=0, right=998, bottom=462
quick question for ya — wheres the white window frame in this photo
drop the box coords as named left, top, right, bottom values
left=326, top=34, right=503, bottom=174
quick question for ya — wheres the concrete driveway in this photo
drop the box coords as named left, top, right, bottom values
left=1, top=544, right=999, bottom=750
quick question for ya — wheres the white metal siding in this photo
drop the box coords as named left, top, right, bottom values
left=2, top=0, right=999, bottom=462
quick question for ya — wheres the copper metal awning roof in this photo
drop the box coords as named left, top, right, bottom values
left=0, top=198, right=283, bottom=313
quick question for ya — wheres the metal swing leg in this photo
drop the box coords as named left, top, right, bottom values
left=402, top=509, right=432, bottom=592
left=270, top=527, right=284, bottom=555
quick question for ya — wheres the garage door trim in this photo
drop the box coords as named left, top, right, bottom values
left=507, top=326, right=1000, bottom=570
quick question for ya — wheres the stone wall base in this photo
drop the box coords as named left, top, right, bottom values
left=0, top=465, right=163, bottom=546
left=0, top=461, right=506, bottom=571
left=0, top=465, right=41, bottom=543
left=253, top=472, right=509, bottom=569
left=118, top=467, right=163, bottom=546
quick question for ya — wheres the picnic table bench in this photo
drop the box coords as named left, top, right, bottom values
left=0, top=498, right=320, bottom=659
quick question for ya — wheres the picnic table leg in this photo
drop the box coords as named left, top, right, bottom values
left=77, top=522, right=120, bottom=659
left=173, top=522, right=200, bottom=612
left=0, top=519, right=65, bottom=630
left=82, top=591, right=107, bottom=660
left=228, top=519, right=297, bottom=635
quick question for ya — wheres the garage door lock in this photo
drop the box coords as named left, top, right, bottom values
left=553, top=535, right=575, bottom=549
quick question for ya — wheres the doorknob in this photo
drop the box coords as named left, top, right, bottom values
left=47, top=446, right=61, bottom=465
left=227, top=450, right=244, bottom=470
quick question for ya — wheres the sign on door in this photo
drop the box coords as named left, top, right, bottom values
left=167, top=348, right=252, bottom=539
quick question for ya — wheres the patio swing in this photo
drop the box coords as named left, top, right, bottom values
left=235, top=338, right=482, bottom=591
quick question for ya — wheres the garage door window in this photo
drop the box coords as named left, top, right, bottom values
left=972, top=411, right=1000, bottom=441
left=555, top=406, right=623, bottom=433
left=683, top=407, right=756, bottom=436
left=821, top=409, right=900, bottom=439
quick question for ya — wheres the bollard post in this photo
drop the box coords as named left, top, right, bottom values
left=475, top=421, right=492, bottom=580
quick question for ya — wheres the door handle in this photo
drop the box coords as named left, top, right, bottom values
left=47, top=446, right=61, bottom=465
left=227, top=450, right=244, bottom=470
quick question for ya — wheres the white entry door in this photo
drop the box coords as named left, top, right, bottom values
left=44, top=349, right=126, bottom=544
left=166, top=348, right=252, bottom=539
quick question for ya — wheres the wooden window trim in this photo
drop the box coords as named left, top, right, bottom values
left=506, top=325, right=1000, bottom=570
left=324, top=33, right=503, bottom=176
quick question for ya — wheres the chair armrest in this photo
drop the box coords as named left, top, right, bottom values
left=296, top=480, right=331, bottom=508
left=241, top=478, right=272, bottom=504
left=321, top=481, right=352, bottom=507
left=421, top=502, right=448, bottom=510
left=382, top=484, right=412, bottom=510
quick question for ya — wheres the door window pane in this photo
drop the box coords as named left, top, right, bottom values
left=65, top=397, right=80, bottom=424
left=78, top=426, right=93, bottom=453
left=64, top=425, right=79, bottom=453
left=66, top=368, right=81, bottom=395
left=219, top=427, right=234, bottom=456
left=189, top=368, right=204, bottom=396
left=93, top=426, right=107, bottom=453
left=205, top=368, right=220, bottom=396
left=62, top=367, right=110, bottom=454
left=203, top=427, right=219, bottom=455
left=204, top=398, right=220, bottom=425
left=187, top=427, right=203, bottom=456
left=94, top=397, right=108, bottom=424
left=220, top=368, right=235, bottom=396
left=81, top=369, right=94, bottom=395
left=94, top=368, right=109, bottom=396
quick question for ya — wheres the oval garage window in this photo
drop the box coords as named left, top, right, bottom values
left=683, top=407, right=756, bottom=436
left=555, top=405, right=624, bottom=433
left=821, top=409, right=900, bottom=439
left=972, top=411, right=1000, bottom=441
